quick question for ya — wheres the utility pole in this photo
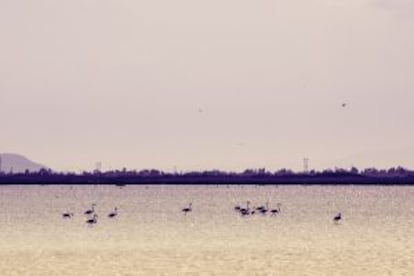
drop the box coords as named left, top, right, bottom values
left=303, top=158, right=309, bottom=173
left=95, top=161, right=102, bottom=173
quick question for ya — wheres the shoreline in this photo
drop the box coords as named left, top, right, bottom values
left=1, top=175, right=414, bottom=185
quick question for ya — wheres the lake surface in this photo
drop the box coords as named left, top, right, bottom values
left=0, top=185, right=413, bottom=275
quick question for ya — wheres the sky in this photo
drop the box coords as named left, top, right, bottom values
left=1, top=0, right=414, bottom=172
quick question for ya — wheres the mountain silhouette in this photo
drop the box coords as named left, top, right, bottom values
left=0, top=153, right=47, bottom=173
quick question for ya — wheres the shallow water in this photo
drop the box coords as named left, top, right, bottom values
left=0, top=185, right=413, bottom=275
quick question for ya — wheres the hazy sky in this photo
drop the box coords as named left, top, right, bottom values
left=1, top=0, right=414, bottom=172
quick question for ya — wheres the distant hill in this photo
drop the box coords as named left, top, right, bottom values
left=0, top=153, right=47, bottom=173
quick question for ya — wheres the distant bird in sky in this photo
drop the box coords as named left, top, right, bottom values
left=198, top=108, right=203, bottom=113
left=341, top=103, right=347, bottom=108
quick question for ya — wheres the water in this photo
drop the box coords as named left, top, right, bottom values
left=0, top=185, right=413, bottom=275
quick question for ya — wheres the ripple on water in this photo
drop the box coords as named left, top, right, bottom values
left=0, top=185, right=413, bottom=275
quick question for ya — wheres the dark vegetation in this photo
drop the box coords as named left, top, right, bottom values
left=1, top=166, right=414, bottom=185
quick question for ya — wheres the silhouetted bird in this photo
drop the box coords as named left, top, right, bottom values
left=333, top=212, right=342, bottom=223
left=182, top=203, right=192, bottom=214
left=84, top=204, right=96, bottom=215
left=257, top=201, right=269, bottom=215
left=240, top=209, right=250, bottom=216
left=239, top=201, right=251, bottom=216
left=86, top=214, right=98, bottom=225
left=62, top=212, right=74, bottom=219
left=108, top=207, right=118, bottom=218
left=259, top=208, right=268, bottom=215
left=342, top=103, right=347, bottom=108
left=270, top=203, right=282, bottom=215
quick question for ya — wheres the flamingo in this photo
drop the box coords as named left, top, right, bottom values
left=182, top=203, right=192, bottom=215
left=84, top=204, right=96, bottom=215
left=62, top=212, right=74, bottom=219
left=256, top=200, right=268, bottom=211
left=240, top=209, right=250, bottom=216
left=86, top=214, right=98, bottom=225
left=259, top=201, right=269, bottom=215
left=239, top=201, right=250, bottom=216
left=270, top=203, right=282, bottom=215
left=108, top=207, right=118, bottom=218
left=251, top=206, right=256, bottom=215
left=259, top=208, right=268, bottom=215
left=333, top=212, right=342, bottom=223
